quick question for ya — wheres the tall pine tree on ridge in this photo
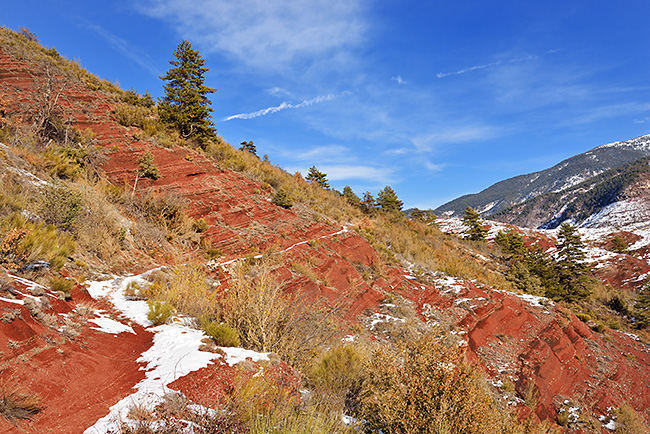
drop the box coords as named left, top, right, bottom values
left=159, top=40, right=217, bottom=148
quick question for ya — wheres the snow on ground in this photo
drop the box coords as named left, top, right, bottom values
left=430, top=272, right=466, bottom=294
left=88, top=311, right=136, bottom=335
left=84, top=271, right=269, bottom=434
left=368, top=312, right=406, bottom=330
left=579, top=198, right=650, bottom=251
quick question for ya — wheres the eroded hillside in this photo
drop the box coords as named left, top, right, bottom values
left=1, top=28, right=649, bottom=433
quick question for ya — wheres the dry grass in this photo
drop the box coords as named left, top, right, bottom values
left=0, top=382, right=43, bottom=424
left=223, top=259, right=338, bottom=369
left=614, top=404, right=650, bottom=434
left=144, top=263, right=219, bottom=319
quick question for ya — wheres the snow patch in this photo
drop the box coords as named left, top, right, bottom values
left=88, top=312, right=136, bottom=335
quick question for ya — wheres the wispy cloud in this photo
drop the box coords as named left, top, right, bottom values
left=424, top=161, right=443, bottom=172
left=224, top=93, right=347, bottom=121
left=563, top=102, right=650, bottom=126
left=392, top=76, right=406, bottom=85
left=412, top=125, right=500, bottom=152
left=137, top=0, right=367, bottom=70
left=84, top=22, right=161, bottom=77
left=312, top=165, right=396, bottom=183
left=295, top=145, right=354, bottom=163
left=436, top=50, right=559, bottom=79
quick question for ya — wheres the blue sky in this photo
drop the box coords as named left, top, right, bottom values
left=3, top=1, right=650, bottom=209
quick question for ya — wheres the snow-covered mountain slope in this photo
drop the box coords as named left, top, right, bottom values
left=435, top=134, right=650, bottom=219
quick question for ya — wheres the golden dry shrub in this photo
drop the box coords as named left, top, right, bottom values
left=222, top=260, right=336, bottom=368
left=359, top=332, right=503, bottom=434
left=308, top=343, right=366, bottom=412
left=146, top=263, right=220, bottom=319
left=614, top=404, right=650, bottom=434
left=223, top=262, right=291, bottom=354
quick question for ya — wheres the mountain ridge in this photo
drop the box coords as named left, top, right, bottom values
left=435, top=134, right=650, bottom=220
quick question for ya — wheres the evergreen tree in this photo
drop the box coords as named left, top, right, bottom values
left=305, top=166, right=330, bottom=189
left=552, top=223, right=592, bottom=301
left=239, top=141, right=257, bottom=157
left=495, top=231, right=526, bottom=262
left=610, top=235, right=629, bottom=254
left=462, top=206, right=487, bottom=241
left=159, top=40, right=217, bottom=147
left=361, top=191, right=377, bottom=214
left=411, top=208, right=436, bottom=224
left=342, top=186, right=361, bottom=207
left=634, top=280, right=650, bottom=328
left=377, top=186, right=403, bottom=213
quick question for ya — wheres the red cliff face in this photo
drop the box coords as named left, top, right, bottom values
left=1, top=43, right=649, bottom=432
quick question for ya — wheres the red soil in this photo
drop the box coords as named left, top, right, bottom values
left=0, top=279, right=152, bottom=434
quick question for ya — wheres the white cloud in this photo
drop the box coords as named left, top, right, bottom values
left=295, top=145, right=354, bottom=163
left=317, top=165, right=396, bottom=183
left=392, top=76, right=406, bottom=85
left=289, top=164, right=395, bottom=184
left=137, top=0, right=367, bottom=70
left=424, top=161, right=443, bottom=172
left=411, top=125, right=499, bottom=152
left=224, top=93, right=346, bottom=120
left=437, top=50, right=558, bottom=79
left=85, top=22, right=161, bottom=76
left=563, top=102, right=650, bottom=126
left=266, top=87, right=294, bottom=98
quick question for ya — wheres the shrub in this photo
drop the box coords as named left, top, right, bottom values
left=0, top=383, right=43, bottom=423
left=223, top=260, right=335, bottom=368
left=0, top=218, right=75, bottom=271
left=146, top=264, right=219, bottom=319
left=113, top=102, right=152, bottom=128
left=147, top=300, right=175, bottom=326
left=202, top=319, right=241, bottom=347
left=614, top=404, right=650, bottom=433
left=358, top=332, right=506, bottom=434
left=137, top=151, right=159, bottom=180
left=273, top=189, right=293, bottom=209
left=192, top=218, right=209, bottom=233
left=309, top=344, right=365, bottom=412
left=50, top=276, right=73, bottom=299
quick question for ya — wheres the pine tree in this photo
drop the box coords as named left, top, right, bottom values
left=462, top=206, right=487, bottom=241
left=342, top=186, right=361, bottom=207
left=305, top=166, right=330, bottom=189
left=377, top=186, right=403, bottom=213
left=239, top=141, right=257, bottom=157
left=411, top=208, right=436, bottom=224
left=361, top=191, right=377, bottom=215
left=159, top=40, right=217, bottom=147
left=552, top=223, right=592, bottom=301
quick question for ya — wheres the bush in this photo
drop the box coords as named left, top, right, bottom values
left=223, top=260, right=335, bottom=368
left=358, top=332, right=507, bottom=434
left=273, top=189, right=293, bottom=209
left=202, top=319, right=241, bottom=347
left=145, top=264, right=219, bottom=319
left=50, top=276, right=73, bottom=298
left=309, top=344, right=365, bottom=412
left=0, top=218, right=75, bottom=270
left=147, top=300, right=175, bottom=326
left=137, top=151, right=159, bottom=180
left=614, top=404, right=650, bottom=433
left=192, top=218, right=209, bottom=233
